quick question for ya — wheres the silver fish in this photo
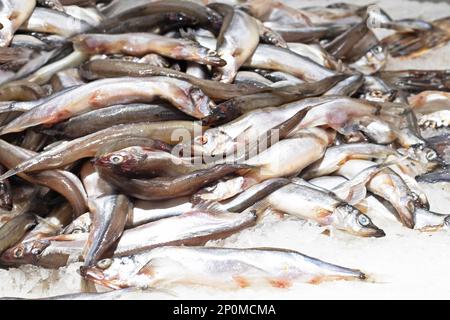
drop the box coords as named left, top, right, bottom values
left=81, top=246, right=366, bottom=289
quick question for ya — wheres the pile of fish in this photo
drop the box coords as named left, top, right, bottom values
left=0, top=0, right=449, bottom=295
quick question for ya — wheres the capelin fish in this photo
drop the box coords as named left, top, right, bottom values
left=193, top=127, right=333, bottom=203
left=0, top=77, right=212, bottom=135
left=250, top=181, right=385, bottom=237
left=94, top=146, right=207, bottom=178
left=204, top=178, right=290, bottom=213
left=287, top=42, right=340, bottom=70
left=417, top=169, right=450, bottom=183
left=204, top=75, right=347, bottom=125
left=244, top=44, right=337, bottom=82
left=381, top=17, right=450, bottom=58
left=358, top=76, right=397, bottom=103
left=79, top=59, right=267, bottom=100
left=129, top=198, right=193, bottom=228
left=95, top=13, right=199, bottom=35
left=263, top=21, right=352, bottom=43
left=324, top=19, right=369, bottom=61
left=24, top=50, right=88, bottom=86
left=324, top=74, right=364, bottom=96
left=0, top=121, right=200, bottom=180
left=303, top=143, right=398, bottom=179
left=337, top=160, right=417, bottom=229
left=0, top=139, right=88, bottom=217
left=81, top=246, right=366, bottom=289
left=81, top=163, right=132, bottom=267
left=0, top=82, right=47, bottom=102
left=418, top=110, right=450, bottom=129
left=349, top=45, right=388, bottom=75
left=0, top=47, right=62, bottom=86
left=408, top=91, right=450, bottom=113
left=0, top=0, right=37, bottom=47
left=95, top=164, right=251, bottom=201
left=378, top=70, right=450, bottom=93
left=20, top=7, right=94, bottom=37
left=100, top=0, right=223, bottom=34
left=73, top=33, right=225, bottom=67
left=44, top=104, right=191, bottom=139
left=214, top=8, right=260, bottom=83
left=22, top=203, right=73, bottom=243
left=0, top=165, right=12, bottom=211
left=414, top=208, right=450, bottom=232
left=192, top=96, right=341, bottom=158
left=0, top=213, right=36, bottom=255
left=1, top=208, right=256, bottom=268
left=113, top=209, right=257, bottom=257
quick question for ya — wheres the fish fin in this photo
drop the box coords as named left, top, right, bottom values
left=192, top=200, right=227, bottom=215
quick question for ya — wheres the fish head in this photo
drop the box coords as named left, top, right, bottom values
left=404, top=144, right=444, bottom=171
left=80, top=259, right=127, bottom=290
left=192, top=128, right=234, bottom=158
left=444, top=216, right=450, bottom=230
left=0, top=240, right=50, bottom=267
left=333, top=204, right=386, bottom=237
left=188, top=86, right=215, bottom=119
left=94, top=147, right=145, bottom=173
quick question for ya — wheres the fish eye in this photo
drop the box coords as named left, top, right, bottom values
left=96, top=258, right=112, bottom=270
left=110, top=155, right=124, bottom=164
left=196, top=135, right=208, bottom=145
left=426, top=150, right=437, bottom=161
left=208, top=50, right=218, bottom=56
left=13, top=247, right=24, bottom=258
left=31, top=248, right=43, bottom=255
left=357, top=214, right=370, bottom=227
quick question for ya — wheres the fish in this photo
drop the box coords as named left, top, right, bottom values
left=324, top=74, right=364, bottom=96
left=414, top=208, right=450, bottom=232
left=100, top=0, right=223, bottom=34
left=0, top=213, right=36, bottom=255
left=128, top=198, right=192, bottom=228
left=95, top=164, right=251, bottom=201
left=378, top=70, right=450, bottom=93
left=303, top=143, right=398, bottom=179
left=250, top=181, right=385, bottom=237
left=214, top=8, right=260, bottom=83
left=202, top=75, right=348, bottom=124
left=81, top=163, right=132, bottom=267
left=337, top=160, right=418, bottom=229
left=202, top=178, right=290, bottom=213
left=417, top=169, right=450, bottom=183
left=79, top=59, right=267, bottom=100
left=0, top=139, right=88, bottom=217
left=263, top=22, right=352, bottom=43
left=0, top=0, right=37, bottom=47
left=20, top=7, right=94, bottom=37
left=381, top=16, right=450, bottom=58
left=1, top=208, right=256, bottom=268
left=0, top=121, right=200, bottom=180
left=81, top=246, right=366, bottom=289
left=408, top=91, right=450, bottom=113
left=44, top=103, right=192, bottom=138
left=94, top=146, right=207, bottom=178
left=73, top=33, right=225, bottom=67
left=244, top=44, right=337, bottom=82
left=425, top=134, right=450, bottom=165
left=0, top=77, right=213, bottom=134
left=0, top=165, right=12, bottom=211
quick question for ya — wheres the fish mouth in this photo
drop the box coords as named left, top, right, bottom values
left=371, top=228, right=386, bottom=238
left=79, top=266, right=124, bottom=290
left=204, top=56, right=227, bottom=67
